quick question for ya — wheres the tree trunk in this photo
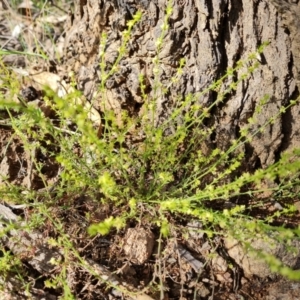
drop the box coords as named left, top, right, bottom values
left=62, top=0, right=300, bottom=167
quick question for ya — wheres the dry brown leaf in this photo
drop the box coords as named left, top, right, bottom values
left=28, top=71, right=65, bottom=95
left=11, top=69, right=101, bottom=125
left=17, top=0, right=35, bottom=16
left=37, top=15, right=68, bottom=24
left=133, top=295, right=155, bottom=300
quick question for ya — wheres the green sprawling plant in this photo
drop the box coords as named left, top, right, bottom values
left=1, top=0, right=300, bottom=297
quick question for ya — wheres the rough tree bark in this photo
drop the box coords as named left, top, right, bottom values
left=62, top=0, right=300, bottom=168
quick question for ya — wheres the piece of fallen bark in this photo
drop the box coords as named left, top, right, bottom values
left=0, top=204, right=154, bottom=299
left=82, top=258, right=155, bottom=300
left=177, top=244, right=205, bottom=273
left=0, top=272, right=57, bottom=300
left=0, top=203, right=62, bottom=275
